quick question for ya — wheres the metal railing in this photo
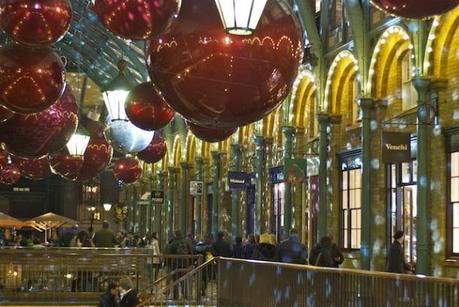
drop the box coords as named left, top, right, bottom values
left=217, top=257, right=459, bottom=307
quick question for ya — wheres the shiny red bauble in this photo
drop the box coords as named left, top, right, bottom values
left=188, top=122, right=236, bottom=143
left=12, top=156, right=52, bottom=180
left=125, top=82, right=175, bottom=131
left=147, top=0, right=303, bottom=128
left=137, top=133, right=167, bottom=163
left=49, top=149, right=84, bottom=180
left=0, top=106, right=13, bottom=123
left=0, top=86, right=78, bottom=158
left=0, top=164, right=21, bottom=185
left=371, top=0, right=459, bottom=19
left=0, top=45, right=66, bottom=114
left=0, top=149, right=9, bottom=169
left=0, top=0, right=72, bottom=46
left=113, top=157, right=142, bottom=184
left=92, top=0, right=180, bottom=40
left=76, top=137, right=113, bottom=181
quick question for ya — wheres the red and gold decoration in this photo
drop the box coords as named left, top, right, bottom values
left=76, top=137, right=113, bottom=182
left=12, top=156, right=52, bottom=180
left=0, top=149, right=8, bottom=169
left=371, top=0, right=459, bottom=19
left=0, top=45, right=66, bottom=114
left=137, top=133, right=167, bottom=163
left=0, top=86, right=78, bottom=158
left=92, top=0, right=180, bottom=40
left=125, top=82, right=175, bottom=131
left=113, top=156, right=142, bottom=184
left=147, top=0, right=303, bottom=128
left=49, top=149, right=84, bottom=180
left=0, top=106, right=13, bottom=123
left=0, top=0, right=73, bottom=46
left=0, top=164, right=21, bottom=185
left=188, top=121, right=236, bottom=143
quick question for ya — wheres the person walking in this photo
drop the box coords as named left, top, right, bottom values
left=211, top=231, right=232, bottom=257
left=252, top=233, right=278, bottom=261
left=277, top=228, right=307, bottom=264
left=232, top=236, right=244, bottom=258
left=165, top=230, right=193, bottom=299
left=387, top=230, right=412, bottom=273
left=148, top=232, right=161, bottom=280
left=118, top=277, right=138, bottom=307
left=94, top=221, right=118, bottom=248
left=98, top=282, right=119, bottom=307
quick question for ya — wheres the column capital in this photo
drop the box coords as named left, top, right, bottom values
left=254, top=135, right=266, bottom=146
left=231, top=143, right=243, bottom=154
left=167, top=166, right=177, bottom=174
left=180, top=161, right=190, bottom=170
left=412, top=77, right=432, bottom=99
left=282, top=126, right=296, bottom=137
left=211, top=150, right=221, bottom=162
left=359, top=97, right=376, bottom=110
left=317, top=112, right=331, bottom=124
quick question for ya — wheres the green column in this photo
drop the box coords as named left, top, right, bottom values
left=230, top=144, right=243, bottom=238
left=317, top=114, right=330, bottom=242
left=254, top=136, right=266, bottom=235
left=195, top=158, right=204, bottom=237
left=180, top=162, right=189, bottom=234
left=413, top=77, right=432, bottom=275
left=211, top=151, right=221, bottom=235
left=157, top=171, right=165, bottom=243
left=147, top=176, right=153, bottom=236
left=167, top=167, right=176, bottom=240
left=282, top=126, right=295, bottom=235
left=360, top=98, right=375, bottom=270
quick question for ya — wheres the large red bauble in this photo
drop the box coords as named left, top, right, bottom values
left=0, top=0, right=72, bottom=46
left=371, top=0, right=459, bottom=19
left=188, top=122, right=236, bottom=143
left=137, top=133, right=167, bottom=163
left=0, top=149, right=9, bottom=169
left=92, top=0, right=180, bottom=40
left=147, top=0, right=303, bottom=128
left=12, top=156, right=52, bottom=180
left=0, top=86, right=78, bottom=158
left=0, top=45, right=66, bottom=114
left=113, top=157, right=142, bottom=184
left=76, top=137, right=113, bottom=181
left=0, top=105, right=13, bottom=123
left=125, top=82, right=175, bottom=131
left=0, top=164, right=21, bottom=185
left=49, top=149, right=84, bottom=181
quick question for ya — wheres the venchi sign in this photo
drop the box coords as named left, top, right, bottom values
left=382, top=132, right=411, bottom=163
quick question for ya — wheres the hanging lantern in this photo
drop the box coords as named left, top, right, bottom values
left=92, top=0, right=180, bottom=40
left=12, top=156, right=52, bottom=180
left=103, top=203, right=112, bottom=211
left=137, top=133, right=167, bottom=163
left=66, top=133, right=91, bottom=157
left=75, top=137, right=114, bottom=182
left=0, top=164, right=21, bottom=185
left=147, top=0, right=303, bottom=128
left=188, top=121, right=237, bottom=142
left=125, top=82, right=175, bottom=131
left=0, top=86, right=78, bottom=158
left=0, top=0, right=72, bottom=46
left=214, top=0, right=267, bottom=35
left=113, top=157, right=142, bottom=184
left=0, top=45, right=66, bottom=114
left=371, top=0, right=459, bottom=19
left=0, top=106, right=13, bottom=123
left=102, top=60, right=132, bottom=122
left=104, top=120, right=154, bottom=154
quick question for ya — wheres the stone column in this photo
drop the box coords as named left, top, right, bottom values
left=413, top=77, right=432, bottom=275
left=211, top=151, right=221, bottom=235
left=195, top=158, right=204, bottom=237
left=282, top=126, right=295, bottom=235
left=180, top=162, right=189, bottom=234
left=254, top=136, right=266, bottom=235
left=230, top=144, right=243, bottom=238
left=360, top=98, right=375, bottom=270
left=167, top=167, right=176, bottom=240
left=317, top=113, right=331, bottom=241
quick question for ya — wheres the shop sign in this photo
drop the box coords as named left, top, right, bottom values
left=190, top=181, right=204, bottom=195
left=151, top=190, right=164, bottom=204
left=228, top=171, right=249, bottom=190
left=382, top=132, right=411, bottom=163
left=269, top=166, right=284, bottom=184
left=284, top=158, right=307, bottom=184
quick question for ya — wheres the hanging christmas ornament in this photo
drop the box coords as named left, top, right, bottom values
left=137, top=133, right=167, bottom=163
left=0, top=149, right=9, bottom=169
left=0, top=86, right=78, bottom=158
left=104, top=120, right=154, bottom=154
left=371, top=0, right=459, bottom=19
left=125, top=82, right=175, bottom=131
left=0, top=0, right=72, bottom=46
left=75, top=137, right=113, bottom=181
left=92, top=0, right=181, bottom=40
left=0, top=45, right=66, bottom=114
left=49, top=149, right=84, bottom=180
left=146, top=0, right=303, bottom=128
left=0, top=106, right=13, bottom=123
left=113, top=156, right=142, bottom=184
left=0, top=164, right=21, bottom=185
left=12, top=156, right=52, bottom=180
left=188, top=121, right=236, bottom=143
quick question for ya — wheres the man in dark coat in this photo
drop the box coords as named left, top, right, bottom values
left=309, top=236, right=335, bottom=267
left=387, top=230, right=411, bottom=273
left=98, top=283, right=119, bottom=307
left=118, top=277, right=138, bottom=307
left=277, top=228, right=307, bottom=264
left=94, top=221, right=118, bottom=248
left=211, top=231, right=232, bottom=257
